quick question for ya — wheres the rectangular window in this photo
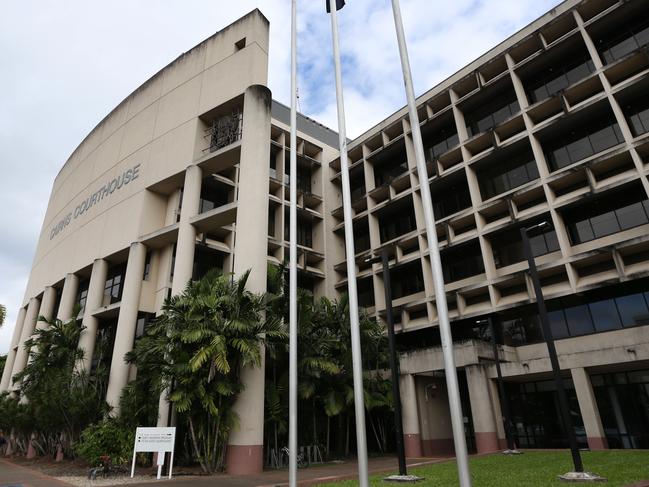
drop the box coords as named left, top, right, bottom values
left=142, top=252, right=152, bottom=281
left=623, top=96, right=649, bottom=137
left=390, top=261, right=425, bottom=299
left=104, top=265, right=126, bottom=305
left=564, top=304, right=595, bottom=336
left=526, top=56, right=595, bottom=104
left=374, top=159, right=408, bottom=187
left=379, top=200, right=417, bottom=243
left=424, top=129, right=459, bottom=162
left=564, top=186, right=649, bottom=245
left=599, top=18, right=649, bottom=64
left=442, top=240, right=485, bottom=282
left=615, top=293, right=649, bottom=327
left=548, top=310, right=569, bottom=339
left=432, top=180, right=472, bottom=220
left=491, top=224, right=559, bottom=268
left=77, top=284, right=89, bottom=312
left=465, top=90, right=519, bottom=137
left=478, top=149, right=539, bottom=200
left=588, top=299, right=622, bottom=332
left=543, top=114, right=624, bottom=171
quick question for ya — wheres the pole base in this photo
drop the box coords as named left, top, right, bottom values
left=558, top=471, right=608, bottom=482
left=383, top=474, right=425, bottom=483
left=502, top=449, right=523, bottom=455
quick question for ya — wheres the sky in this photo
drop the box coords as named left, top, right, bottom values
left=0, top=0, right=561, bottom=353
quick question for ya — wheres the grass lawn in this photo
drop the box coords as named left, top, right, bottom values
left=319, top=451, right=649, bottom=487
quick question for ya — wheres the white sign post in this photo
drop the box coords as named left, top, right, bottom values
left=131, top=427, right=176, bottom=480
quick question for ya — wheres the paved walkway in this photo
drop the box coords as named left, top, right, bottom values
left=130, top=456, right=448, bottom=487
left=0, top=456, right=447, bottom=487
left=0, top=457, right=75, bottom=487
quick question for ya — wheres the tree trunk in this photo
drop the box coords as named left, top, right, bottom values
left=312, top=398, right=317, bottom=446
left=188, top=417, right=208, bottom=473
left=345, top=414, right=350, bottom=457
left=326, top=416, right=330, bottom=460
left=369, top=414, right=382, bottom=453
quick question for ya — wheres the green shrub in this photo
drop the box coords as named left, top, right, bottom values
left=75, top=419, right=134, bottom=466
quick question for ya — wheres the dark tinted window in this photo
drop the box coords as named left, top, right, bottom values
left=564, top=304, right=594, bottom=336
left=527, top=56, right=595, bottom=104
left=478, top=149, right=539, bottom=200
left=432, top=179, right=472, bottom=220
left=379, top=200, right=417, bottom=243
left=563, top=186, right=649, bottom=245
left=442, top=240, right=485, bottom=282
left=588, top=299, right=622, bottom=332
left=465, top=90, right=519, bottom=137
left=616, top=293, right=649, bottom=327
left=491, top=225, right=559, bottom=268
left=548, top=310, right=569, bottom=339
left=543, top=114, right=623, bottom=171
left=391, top=261, right=425, bottom=299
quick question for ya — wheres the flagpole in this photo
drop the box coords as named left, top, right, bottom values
left=389, top=1, right=472, bottom=485
left=327, top=2, right=370, bottom=486
left=288, top=0, right=298, bottom=485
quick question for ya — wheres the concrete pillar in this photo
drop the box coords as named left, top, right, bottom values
left=57, top=273, right=79, bottom=321
left=171, top=165, right=202, bottom=296
left=0, top=307, right=27, bottom=392
left=78, top=259, right=109, bottom=373
left=23, top=286, right=58, bottom=370
left=155, top=245, right=174, bottom=429
left=226, top=84, right=271, bottom=475
left=571, top=367, right=608, bottom=450
left=10, top=297, right=41, bottom=389
left=400, top=373, right=423, bottom=457
left=35, top=286, right=57, bottom=331
left=105, top=242, right=147, bottom=412
left=157, top=169, right=201, bottom=427
left=466, top=365, right=499, bottom=453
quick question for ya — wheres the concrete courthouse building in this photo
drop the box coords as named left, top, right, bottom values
left=2, top=0, right=649, bottom=473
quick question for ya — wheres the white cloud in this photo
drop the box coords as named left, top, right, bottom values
left=0, top=0, right=560, bottom=353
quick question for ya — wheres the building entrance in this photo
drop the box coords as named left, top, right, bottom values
left=592, top=369, right=649, bottom=449
left=505, top=378, right=587, bottom=449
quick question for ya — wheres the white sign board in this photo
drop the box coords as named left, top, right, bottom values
left=131, top=427, right=176, bottom=480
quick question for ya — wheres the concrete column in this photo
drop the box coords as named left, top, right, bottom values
left=35, top=286, right=57, bottom=331
left=24, top=287, right=59, bottom=370
left=0, top=307, right=27, bottom=392
left=10, top=297, right=41, bottom=389
left=57, top=273, right=79, bottom=321
left=157, top=168, right=201, bottom=426
left=466, top=365, right=499, bottom=453
left=105, top=242, right=147, bottom=412
left=571, top=367, right=608, bottom=450
left=78, top=259, right=109, bottom=373
left=226, top=84, right=271, bottom=475
left=155, top=245, right=174, bottom=429
left=400, top=373, right=422, bottom=457
left=171, top=165, right=202, bottom=296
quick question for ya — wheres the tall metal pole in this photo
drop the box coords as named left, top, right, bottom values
left=288, top=0, right=298, bottom=484
left=380, top=248, right=407, bottom=476
left=389, top=1, right=472, bottom=485
left=484, top=316, right=517, bottom=452
left=328, top=1, right=370, bottom=485
left=520, top=227, right=584, bottom=473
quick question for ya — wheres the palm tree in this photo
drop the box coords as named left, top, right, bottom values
left=129, top=269, right=286, bottom=473
left=12, top=310, right=108, bottom=457
left=0, top=304, right=6, bottom=327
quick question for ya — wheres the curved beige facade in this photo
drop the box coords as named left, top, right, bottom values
left=26, top=11, right=269, bottom=303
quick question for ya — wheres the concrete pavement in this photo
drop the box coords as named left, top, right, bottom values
left=0, top=457, right=74, bottom=487
left=0, top=455, right=448, bottom=487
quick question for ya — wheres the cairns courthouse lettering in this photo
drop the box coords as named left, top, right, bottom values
left=50, top=164, right=141, bottom=240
